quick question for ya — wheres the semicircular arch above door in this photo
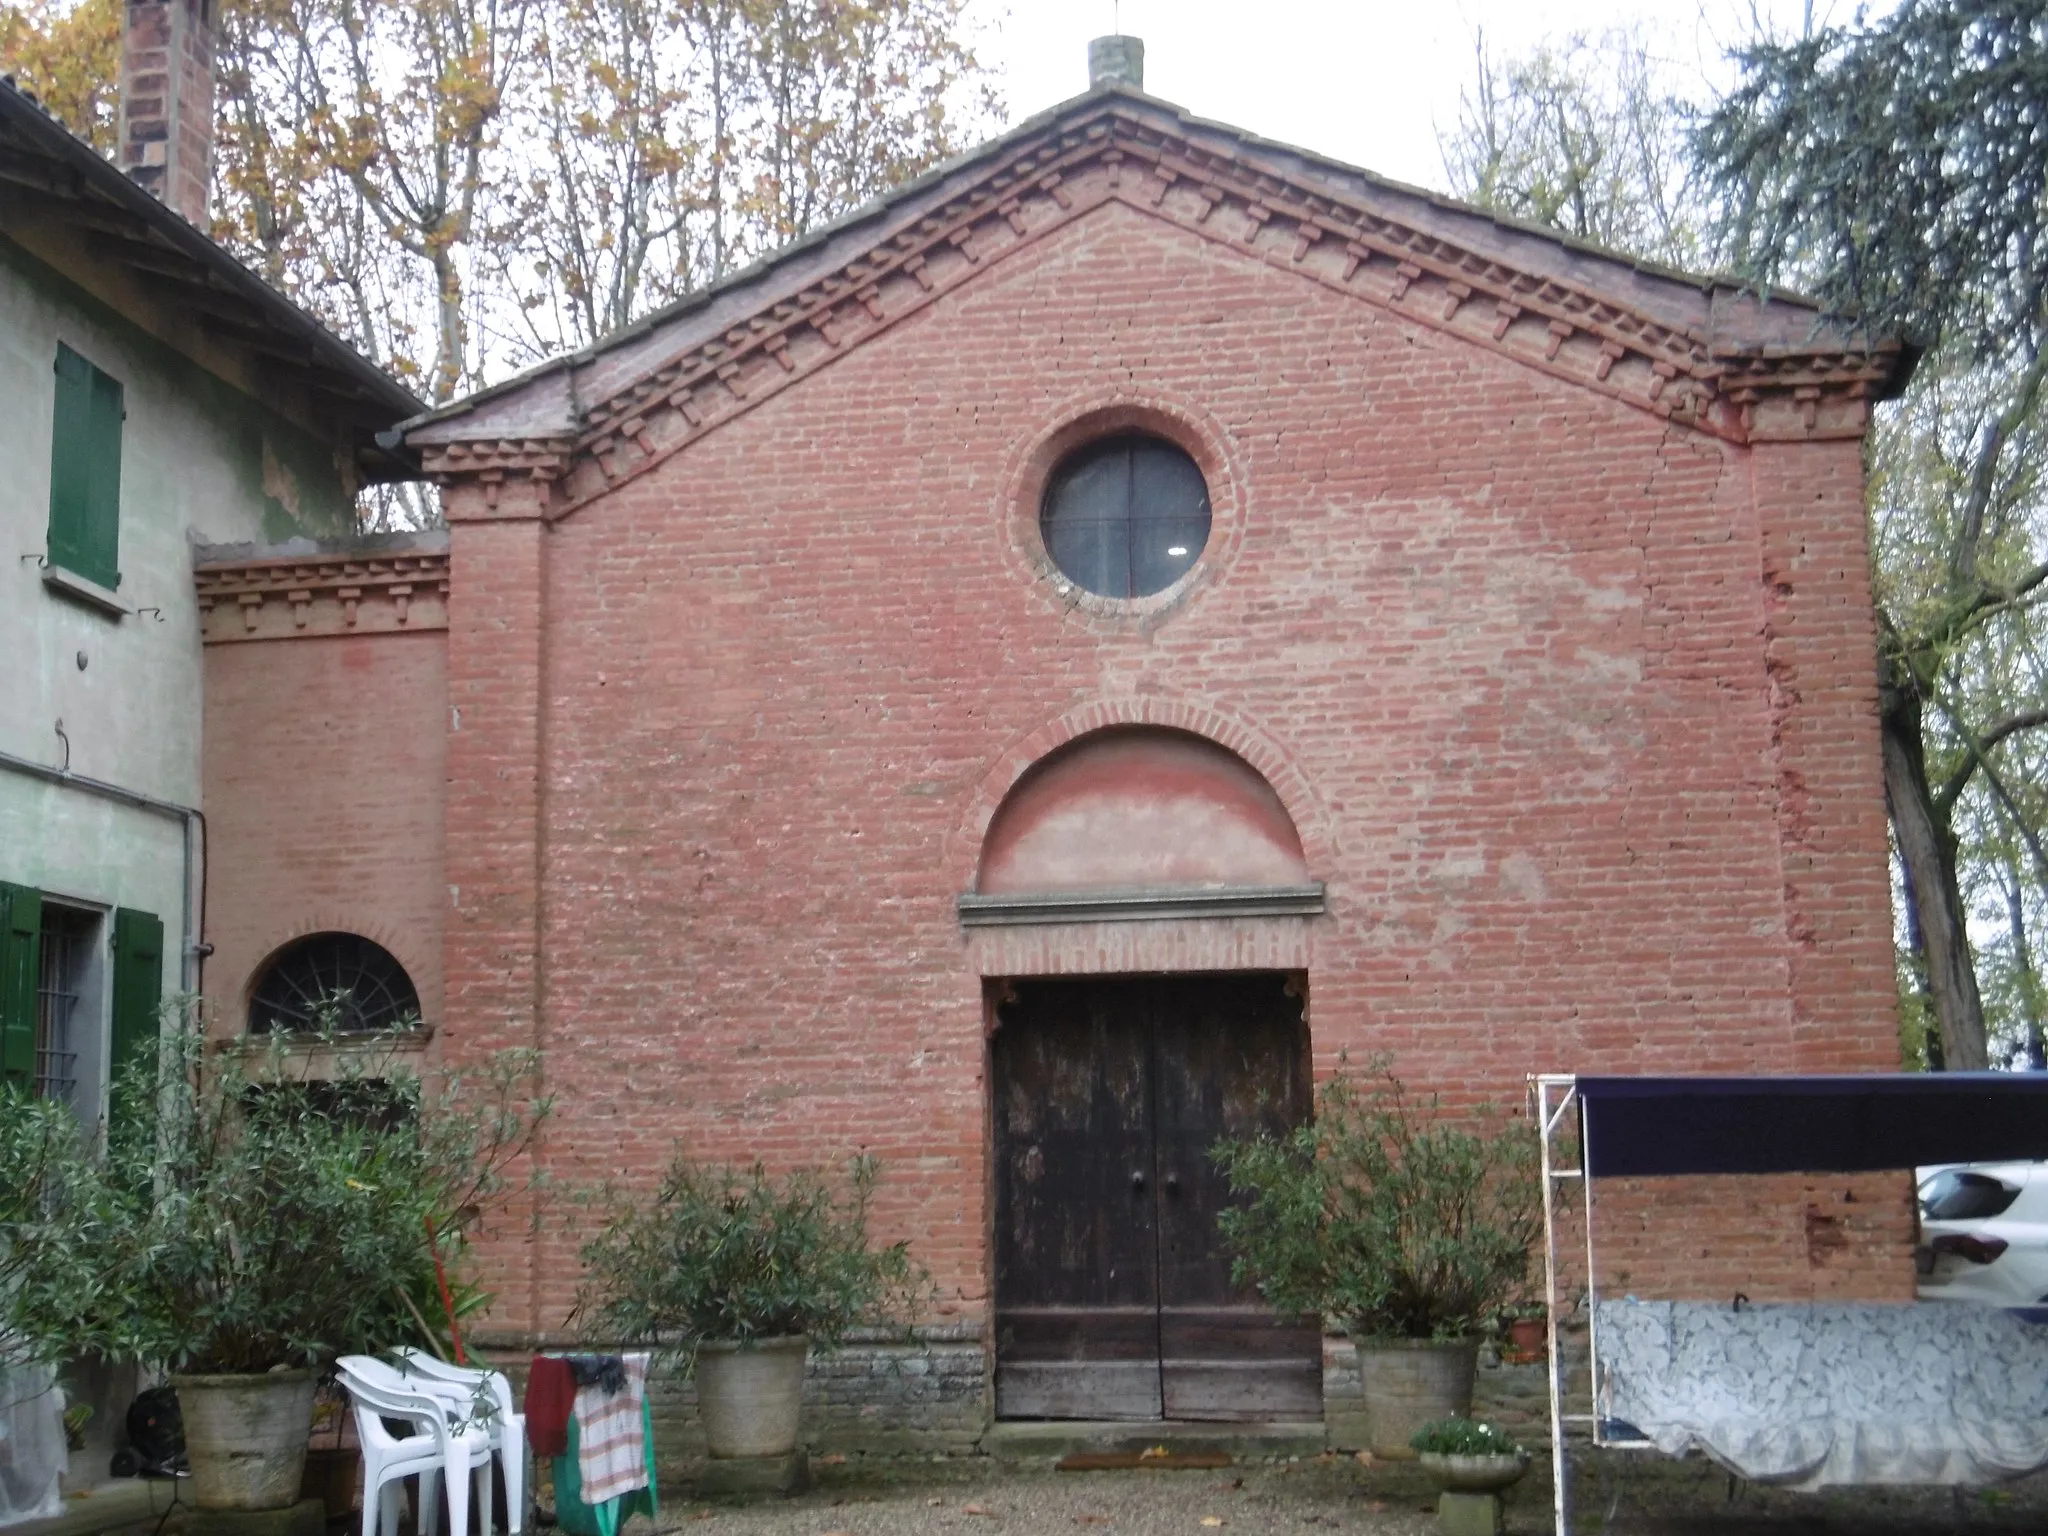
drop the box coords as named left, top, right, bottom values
left=961, top=727, right=1324, bottom=926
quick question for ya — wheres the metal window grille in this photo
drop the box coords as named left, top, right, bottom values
left=34, top=911, right=90, bottom=1105
left=249, top=932, right=421, bottom=1034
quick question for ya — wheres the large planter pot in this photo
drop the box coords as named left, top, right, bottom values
left=171, top=1370, right=319, bottom=1510
left=695, top=1336, right=809, bottom=1459
left=1353, top=1338, right=1479, bottom=1458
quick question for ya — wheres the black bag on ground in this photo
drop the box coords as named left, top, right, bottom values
left=114, top=1385, right=186, bottom=1478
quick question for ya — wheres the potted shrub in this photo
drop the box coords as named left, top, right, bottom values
left=1213, top=1064, right=1540, bottom=1457
left=1, top=1089, right=110, bottom=1378
left=2, top=1016, right=543, bottom=1512
left=578, top=1151, right=927, bottom=1465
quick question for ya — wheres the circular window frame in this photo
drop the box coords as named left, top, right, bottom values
left=1005, top=396, right=1245, bottom=628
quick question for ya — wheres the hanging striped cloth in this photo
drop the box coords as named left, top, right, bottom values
left=572, top=1352, right=650, bottom=1505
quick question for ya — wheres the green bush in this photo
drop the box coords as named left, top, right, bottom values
left=1410, top=1417, right=1523, bottom=1456
left=1212, top=1063, right=1541, bottom=1342
left=0, top=1090, right=120, bottom=1373
left=1, top=1008, right=544, bottom=1375
left=577, top=1152, right=928, bottom=1362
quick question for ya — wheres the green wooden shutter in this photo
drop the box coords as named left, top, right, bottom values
left=85, top=361, right=125, bottom=586
left=1, top=884, right=42, bottom=1087
left=110, top=908, right=164, bottom=1117
left=47, top=343, right=123, bottom=589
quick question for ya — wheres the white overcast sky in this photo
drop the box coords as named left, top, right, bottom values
left=970, top=0, right=1879, bottom=191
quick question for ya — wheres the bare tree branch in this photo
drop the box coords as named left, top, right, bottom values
left=1953, top=341, right=2048, bottom=584
left=1937, top=702, right=2048, bottom=811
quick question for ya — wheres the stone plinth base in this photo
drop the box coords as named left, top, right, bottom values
left=697, top=1448, right=810, bottom=1498
left=1436, top=1490, right=1503, bottom=1536
left=165, top=1496, right=327, bottom=1535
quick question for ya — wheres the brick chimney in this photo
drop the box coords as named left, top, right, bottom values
left=1088, top=35, right=1144, bottom=91
left=119, top=0, right=215, bottom=227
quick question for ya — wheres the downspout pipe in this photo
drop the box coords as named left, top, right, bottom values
left=0, top=748, right=208, bottom=994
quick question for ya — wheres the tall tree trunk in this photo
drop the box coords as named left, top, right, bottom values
left=2005, top=866, right=2048, bottom=1071
left=1897, top=855, right=1944, bottom=1069
left=1881, top=672, right=1989, bottom=1069
left=432, top=248, right=465, bottom=403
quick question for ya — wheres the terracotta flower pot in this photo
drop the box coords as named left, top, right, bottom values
left=694, top=1336, right=808, bottom=1459
left=171, top=1370, right=319, bottom=1510
left=1352, top=1338, right=1479, bottom=1459
left=1503, top=1316, right=1547, bottom=1363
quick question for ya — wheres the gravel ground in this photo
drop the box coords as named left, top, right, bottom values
left=55, top=1451, right=2048, bottom=1535
left=639, top=1457, right=1480, bottom=1536
left=621, top=1454, right=2048, bottom=1536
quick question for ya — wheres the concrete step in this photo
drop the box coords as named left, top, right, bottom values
left=11, top=1485, right=326, bottom=1536
left=8, top=1479, right=162, bottom=1536
left=983, top=1418, right=1328, bottom=1462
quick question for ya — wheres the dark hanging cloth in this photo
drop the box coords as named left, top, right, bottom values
left=524, top=1355, right=577, bottom=1460
left=564, top=1353, right=628, bottom=1396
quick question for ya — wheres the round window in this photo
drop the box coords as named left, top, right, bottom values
left=248, top=932, right=420, bottom=1034
left=1040, top=434, right=1211, bottom=598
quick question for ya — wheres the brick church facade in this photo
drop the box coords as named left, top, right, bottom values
left=195, top=63, right=1915, bottom=1441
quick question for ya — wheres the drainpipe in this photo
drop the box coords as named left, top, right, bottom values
left=0, top=748, right=208, bottom=994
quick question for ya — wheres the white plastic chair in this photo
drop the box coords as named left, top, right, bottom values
left=390, top=1347, right=527, bottom=1535
left=336, top=1354, right=494, bottom=1536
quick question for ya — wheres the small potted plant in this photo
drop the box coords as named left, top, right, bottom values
left=1411, top=1416, right=1530, bottom=1489
left=1413, top=1417, right=1529, bottom=1534
left=1496, top=1302, right=1547, bottom=1364
left=1213, top=1062, right=1540, bottom=1457
left=578, top=1151, right=927, bottom=1468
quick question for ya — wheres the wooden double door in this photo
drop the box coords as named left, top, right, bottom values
left=991, top=973, right=1322, bottom=1421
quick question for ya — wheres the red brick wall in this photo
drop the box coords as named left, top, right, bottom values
left=203, top=631, right=446, bottom=1035
left=438, top=196, right=1908, bottom=1336
left=441, top=504, right=549, bottom=1327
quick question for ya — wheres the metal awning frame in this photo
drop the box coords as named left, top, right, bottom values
left=1530, top=1069, right=2048, bottom=1534
left=1532, top=1073, right=1666, bottom=1536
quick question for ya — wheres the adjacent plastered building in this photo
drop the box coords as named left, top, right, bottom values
left=1, top=0, right=421, bottom=1487
left=0, top=34, right=416, bottom=1126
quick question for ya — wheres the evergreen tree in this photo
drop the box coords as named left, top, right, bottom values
left=1699, top=0, right=2048, bottom=1070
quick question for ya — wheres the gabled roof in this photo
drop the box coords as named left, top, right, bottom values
left=402, top=85, right=1909, bottom=509
left=0, top=77, right=422, bottom=477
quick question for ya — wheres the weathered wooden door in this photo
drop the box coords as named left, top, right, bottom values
left=991, top=973, right=1321, bottom=1421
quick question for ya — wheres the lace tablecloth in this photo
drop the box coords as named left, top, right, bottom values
left=1594, top=1300, right=2048, bottom=1489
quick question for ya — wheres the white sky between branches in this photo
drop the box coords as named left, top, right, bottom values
left=974, top=0, right=1890, bottom=192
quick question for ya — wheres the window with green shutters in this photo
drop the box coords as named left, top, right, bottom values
left=1, top=889, right=162, bottom=1130
left=47, top=343, right=125, bottom=590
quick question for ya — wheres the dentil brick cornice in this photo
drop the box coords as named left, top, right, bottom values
left=413, top=96, right=1903, bottom=516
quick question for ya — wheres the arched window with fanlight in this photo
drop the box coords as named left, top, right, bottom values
left=247, top=933, right=421, bottom=1034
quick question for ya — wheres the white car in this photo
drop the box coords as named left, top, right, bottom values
left=1916, top=1162, right=2048, bottom=1309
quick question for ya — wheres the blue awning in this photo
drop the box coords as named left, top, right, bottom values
left=1573, top=1074, right=2048, bottom=1178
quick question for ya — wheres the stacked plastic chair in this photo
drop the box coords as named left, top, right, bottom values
left=335, top=1354, right=496, bottom=1536
left=389, top=1347, right=528, bottom=1534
